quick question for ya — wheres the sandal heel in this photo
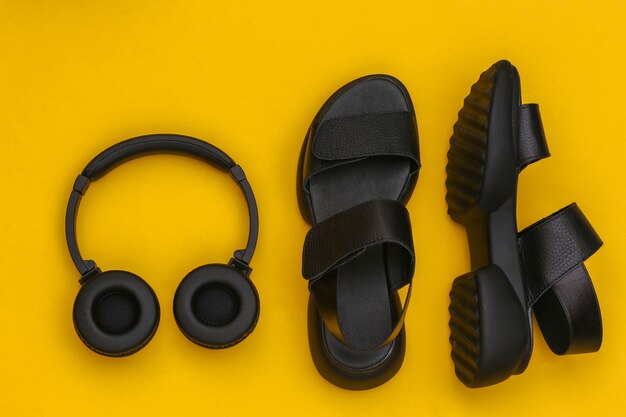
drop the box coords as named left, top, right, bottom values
left=449, top=265, right=529, bottom=388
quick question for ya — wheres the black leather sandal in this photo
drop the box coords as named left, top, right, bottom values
left=446, top=60, right=603, bottom=388
left=297, top=75, right=420, bottom=390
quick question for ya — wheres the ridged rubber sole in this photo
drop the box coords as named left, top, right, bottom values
left=445, top=61, right=531, bottom=388
left=445, top=64, right=495, bottom=222
left=449, top=266, right=529, bottom=388
left=449, top=273, right=480, bottom=385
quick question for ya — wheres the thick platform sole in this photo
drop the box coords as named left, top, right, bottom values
left=445, top=61, right=532, bottom=388
left=307, top=294, right=406, bottom=390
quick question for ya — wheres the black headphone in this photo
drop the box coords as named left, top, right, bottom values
left=66, top=134, right=260, bottom=356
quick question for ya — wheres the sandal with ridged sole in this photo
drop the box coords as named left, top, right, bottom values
left=446, top=60, right=603, bottom=388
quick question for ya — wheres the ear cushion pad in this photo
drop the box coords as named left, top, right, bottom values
left=174, top=264, right=259, bottom=348
left=73, top=270, right=160, bottom=357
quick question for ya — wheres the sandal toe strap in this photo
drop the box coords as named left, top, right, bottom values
left=303, top=111, right=420, bottom=189
left=518, top=103, right=550, bottom=170
left=313, top=111, right=420, bottom=168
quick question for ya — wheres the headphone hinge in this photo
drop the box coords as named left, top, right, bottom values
left=78, top=260, right=101, bottom=285
left=229, top=251, right=252, bottom=277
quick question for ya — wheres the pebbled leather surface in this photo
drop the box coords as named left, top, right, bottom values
left=533, top=265, right=603, bottom=354
left=518, top=104, right=550, bottom=169
left=519, top=203, right=602, bottom=306
left=83, top=134, right=235, bottom=180
left=519, top=203, right=603, bottom=355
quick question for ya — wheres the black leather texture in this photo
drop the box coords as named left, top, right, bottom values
left=313, top=111, right=420, bottom=165
left=519, top=203, right=602, bottom=305
left=518, top=104, right=550, bottom=169
left=533, top=265, right=603, bottom=355
left=301, top=78, right=420, bottom=209
left=304, top=198, right=415, bottom=350
left=517, top=106, right=603, bottom=356
left=519, top=203, right=603, bottom=355
left=83, top=134, right=235, bottom=180
left=302, top=198, right=414, bottom=282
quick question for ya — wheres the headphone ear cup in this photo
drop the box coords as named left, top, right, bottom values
left=174, top=264, right=259, bottom=349
left=73, top=270, right=160, bottom=357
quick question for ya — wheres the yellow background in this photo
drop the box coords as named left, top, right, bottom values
left=1, top=1, right=624, bottom=416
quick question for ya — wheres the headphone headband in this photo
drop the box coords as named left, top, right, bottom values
left=82, top=134, right=236, bottom=179
left=65, top=134, right=259, bottom=282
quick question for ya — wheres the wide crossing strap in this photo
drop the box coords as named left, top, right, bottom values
left=302, top=199, right=414, bottom=282
left=518, top=104, right=550, bottom=170
left=519, top=203, right=603, bottom=354
left=302, top=199, right=415, bottom=351
left=313, top=111, right=420, bottom=168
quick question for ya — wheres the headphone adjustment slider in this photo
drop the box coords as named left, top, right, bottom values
left=229, top=165, right=246, bottom=184
left=72, top=174, right=91, bottom=195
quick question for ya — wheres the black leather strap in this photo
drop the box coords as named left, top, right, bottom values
left=311, top=272, right=414, bottom=351
left=302, top=199, right=414, bottom=350
left=313, top=111, right=420, bottom=166
left=303, top=112, right=421, bottom=191
left=533, top=265, right=602, bottom=355
left=519, top=203, right=603, bottom=354
left=302, top=199, right=414, bottom=281
left=83, top=134, right=235, bottom=180
left=518, top=104, right=550, bottom=169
